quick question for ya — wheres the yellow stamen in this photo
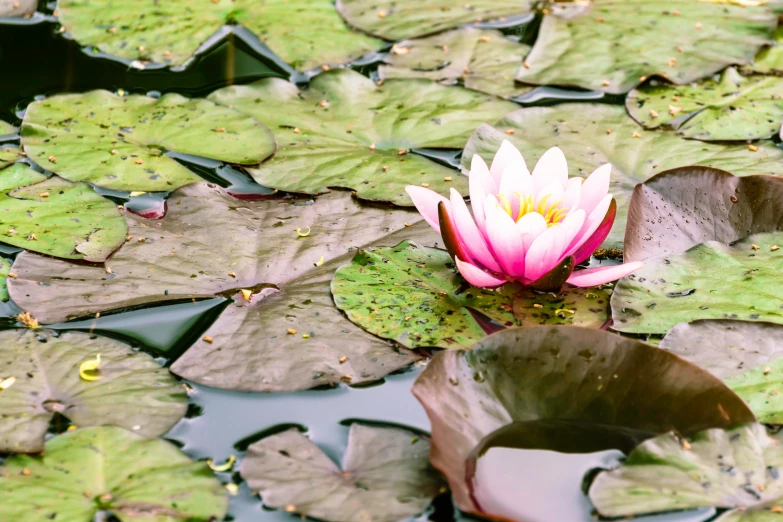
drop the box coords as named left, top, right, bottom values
left=536, top=194, right=552, bottom=215
left=496, top=193, right=512, bottom=216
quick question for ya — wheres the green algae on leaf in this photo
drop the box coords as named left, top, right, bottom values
left=463, top=104, right=783, bottom=247
left=379, top=28, right=533, bottom=99
left=332, top=240, right=519, bottom=350
left=57, top=0, right=383, bottom=71
left=589, top=423, right=783, bottom=520
left=0, top=163, right=127, bottom=262
left=21, top=90, right=275, bottom=191
left=627, top=68, right=783, bottom=141
left=661, top=320, right=783, bottom=424
left=515, top=0, right=776, bottom=94
left=336, top=0, right=534, bottom=41
left=240, top=424, right=446, bottom=522
left=170, top=222, right=436, bottom=392
left=0, top=426, right=227, bottom=521
left=0, top=329, right=187, bottom=453
left=209, top=69, right=516, bottom=205
left=624, top=167, right=783, bottom=262
left=412, top=326, right=755, bottom=515
left=512, top=284, right=612, bottom=329
left=612, top=232, right=783, bottom=335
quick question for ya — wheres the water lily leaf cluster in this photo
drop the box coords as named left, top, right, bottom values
left=0, top=426, right=228, bottom=522
left=379, top=28, right=533, bottom=99
left=627, top=68, right=783, bottom=141
left=56, top=0, right=383, bottom=71
left=0, top=329, right=187, bottom=453
left=240, top=423, right=446, bottom=522
left=208, top=68, right=516, bottom=205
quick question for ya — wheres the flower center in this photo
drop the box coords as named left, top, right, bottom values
left=497, top=193, right=569, bottom=226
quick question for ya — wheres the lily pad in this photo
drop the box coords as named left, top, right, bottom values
left=463, top=104, right=783, bottom=246
left=332, top=240, right=519, bottom=350
left=627, top=68, right=783, bottom=141
left=0, top=145, right=22, bottom=169
left=208, top=68, right=517, bottom=205
left=0, top=426, right=228, bottom=522
left=170, top=223, right=436, bottom=391
left=612, top=231, right=783, bottom=335
left=0, top=163, right=128, bottom=262
left=378, top=28, right=533, bottom=99
left=21, top=90, right=275, bottom=191
left=512, top=284, right=613, bottom=329
left=746, top=26, right=783, bottom=75
left=661, top=320, right=783, bottom=424
left=624, top=167, right=783, bottom=262
left=0, top=120, right=16, bottom=135
left=589, top=423, right=783, bottom=520
left=240, top=424, right=446, bottom=522
left=0, top=329, right=187, bottom=453
left=515, top=0, right=776, bottom=94
left=412, top=325, right=755, bottom=514
left=0, top=257, right=10, bottom=301
left=336, top=0, right=534, bottom=41
left=57, top=0, right=383, bottom=71
left=0, top=0, right=35, bottom=17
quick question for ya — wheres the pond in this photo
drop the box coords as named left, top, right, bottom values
left=2, top=1, right=783, bottom=522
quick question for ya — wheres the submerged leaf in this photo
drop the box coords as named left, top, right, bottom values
left=57, top=0, right=383, bottom=71
left=612, top=231, right=783, bottom=334
left=0, top=330, right=186, bottom=453
left=332, top=240, right=519, bottom=349
left=463, top=104, right=783, bottom=247
left=516, top=0, right=776, bottom=94
left=627, top=68, right=783, bottom=140
left=240, top=424, right=446, bottom=522
left=0, top=426, right=227, bottom=521
left=209, top=68, right=516, bottom=205
left=412, top=326, right=755, bottom=514
left=0, top=163, right=127, bottom=262
left=22, top=90, right=275, bottom=191
left=589, top=423, right=783, bottom=521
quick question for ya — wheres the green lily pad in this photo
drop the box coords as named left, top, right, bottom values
left=332, top=240, right=520, bottom=350
left=624, top=167, right=783, bottom=262
left=0, top=163, right=127, bottom=262
left=0, top=426, right=228, bottom=522
left=0, top=257, right=10, bottom=301
left=627, top=68, right=783, bottom=141
left=512, top=284, right=613, bottom=329
left=21, top=90, right=275, bottom=191
left=336, top=0, right=534, bottom=41
left=0, top=120, right=16, bottom=135
left=0, top=145, right=22, bottom=169
left=378, top=28, right=533, bottom=99
left=0, top=0, right=35, bottom=17
left=0, top=329, right=187, bottom=453
left=612, top=231, right=783, bottom=335
left=170, top=223, right=436, bottom=392
left=661, top=319, right=783, bottom=424
left=412, top=326, right=755, bottom=514
left=463, top=104, right=783, bottom=247
left=589, top=423, right=783, bottom=520
left=208, top=68, right=516, bottom=205
left=57, top=0, right=383, bottom=71
left=746, top=25, right=783, bottom=75
left=515, top=0, right=776, bottom=94
left=240, top=424, right=446, bottom=522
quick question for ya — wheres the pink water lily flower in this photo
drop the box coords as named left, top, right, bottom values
left=406, top=141, right=643, bottom=290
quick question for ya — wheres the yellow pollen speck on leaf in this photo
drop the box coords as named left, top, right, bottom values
left=296, top=227, right=310, bottom=237
left=241, top=289, right=253, bottom=301
left=79, top=354, right=102, bottom=382
left=314, top=256, right=325, bottom=266
left=0, top=376, right=16, bottom=390
left=208, top=455, right=236, bottom=472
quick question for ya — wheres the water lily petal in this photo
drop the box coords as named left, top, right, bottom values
left=489, top=140, right=526, bottom=188
left=561, top=177, right=582, bottom=212
left=484, top=195, right=526, bottom=278
left=534, top=179, right=564, bottom=207
left=455, top=257, right=507, bottom=288
left=532, top=147, right=568, bottom=194
left=469, top=154, right=495, bottom=234
left=560, top=209, right=586, bottom=248
left=578, top=163, right=611, bottom=216
left=439, top=201, right=472, bottom=264
left=524, top=223, right=570, bottom=282
left=566, top=261, right=644, bottom=287
left=450, top=189, right=502, bottom=273
left=406, top=185, right=450, bottom=233
left=566, top=195, right=614, bottom=263
left=516, top=212, right=548, bottom=251
left=498, top=158, right=533, bottom=219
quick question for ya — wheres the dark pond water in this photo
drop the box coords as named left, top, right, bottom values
left=0, top=10, right=720, bottom=522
